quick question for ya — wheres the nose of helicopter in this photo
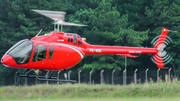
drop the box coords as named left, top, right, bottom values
left=1, top=54, right=14, bottom=67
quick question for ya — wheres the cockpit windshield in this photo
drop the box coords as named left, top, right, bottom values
left=6, top=39, right=33, bottom=64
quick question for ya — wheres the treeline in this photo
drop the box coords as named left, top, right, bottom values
left=0, top=0, right=180, bottom=85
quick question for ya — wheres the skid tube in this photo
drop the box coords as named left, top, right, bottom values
left=16, top=69, right=76, bottom=83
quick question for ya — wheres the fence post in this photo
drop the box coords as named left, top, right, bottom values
left=89, top=70, right=93, bottom=85
left=112, top=69, right=115, bottom=85
left=68, top=70, right=71, bottom=80
left=157, top=68, right=160, bottom=82
left=168, top=68, right=172, bottom=82
left=78, top=70, right=81, bottom=84
left=64, top=72, right=68, bottom=83
left=125, top=56, right=127, bottom=85
left=36, top=77, right=38, bottom=85
left=46, top=71, right=50, bottom=85
left=134, top=69, right=138, bottom=85
left=25, top=77, right=27, bottom=86
left=123, top=69, right=126, bottom=85
left=145, top=68, right=149, bottom=83
left=14, top=72, right=17, bottom=86
left=57, top=71, right=61, bottom=85
left=67, top=71, right=71, bottom=84
left=101, top=70, right=104, bottom=85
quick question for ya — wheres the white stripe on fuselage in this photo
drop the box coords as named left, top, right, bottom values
left=55, top=43, right=85, bottom=59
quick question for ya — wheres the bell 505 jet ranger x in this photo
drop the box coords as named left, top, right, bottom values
left=1, top=10, right=172, bottom=82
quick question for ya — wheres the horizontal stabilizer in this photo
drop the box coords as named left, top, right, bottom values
left=162, top=67, right=169, bottom=69
left=117, top=54, right=138, bottom=58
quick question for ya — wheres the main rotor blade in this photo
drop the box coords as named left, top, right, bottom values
left=32, top=9, right=66, bottom=21
left=32, top=9, right=87, bottom=27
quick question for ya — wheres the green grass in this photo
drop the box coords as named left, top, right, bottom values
left=2, top=98, right=180, bottom=101
left=0, top=79, right=180, bottom=100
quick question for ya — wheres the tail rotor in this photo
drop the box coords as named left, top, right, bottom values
left=150, top=28, right=173, bottom=69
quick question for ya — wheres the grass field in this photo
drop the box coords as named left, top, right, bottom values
left=2, top=98, right=180, bottom=101
left=0, top=80, right=180, bottom=101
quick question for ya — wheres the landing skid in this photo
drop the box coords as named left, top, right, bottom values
left=16, top=69, right=76, bottom=83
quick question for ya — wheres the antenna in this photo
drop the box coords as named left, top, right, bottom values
left=36, top=29, right=43, bottom=37
left=32, top=9, right=87, bottom=32
left=35, top=25, right=45, bottom=37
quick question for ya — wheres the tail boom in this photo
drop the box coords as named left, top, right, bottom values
left=82, top=28, right=170, bottom=69
left=84, top=46, right=157, bottom=55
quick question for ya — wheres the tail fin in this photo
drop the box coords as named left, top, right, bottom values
left=151, top=28, right=172, bottom=69
left=154, top=28, right=169, bottom=48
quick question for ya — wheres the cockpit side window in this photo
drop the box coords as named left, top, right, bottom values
left=32, top=45, right=47, bottom=62
left=49, top=46, right=54, bottom=59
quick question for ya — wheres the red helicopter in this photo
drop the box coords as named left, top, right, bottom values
left=1, top=10, right=172, bottom=82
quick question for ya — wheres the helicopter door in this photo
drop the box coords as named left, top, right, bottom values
left=32, top=45, right=47, bottom=62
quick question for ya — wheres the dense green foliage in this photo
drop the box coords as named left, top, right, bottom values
left=0, top=0, right=180, bottom=85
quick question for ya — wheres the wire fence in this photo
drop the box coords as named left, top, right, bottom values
left=12, top=68, right=175, bottom=86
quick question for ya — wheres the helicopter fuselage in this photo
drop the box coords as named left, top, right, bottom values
left=1, top=30, right=169, bottom=70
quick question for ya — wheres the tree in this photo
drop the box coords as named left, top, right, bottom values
left=145, top=0, right=180, bottom=76
left=65, top=0, right=149, bottom=73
